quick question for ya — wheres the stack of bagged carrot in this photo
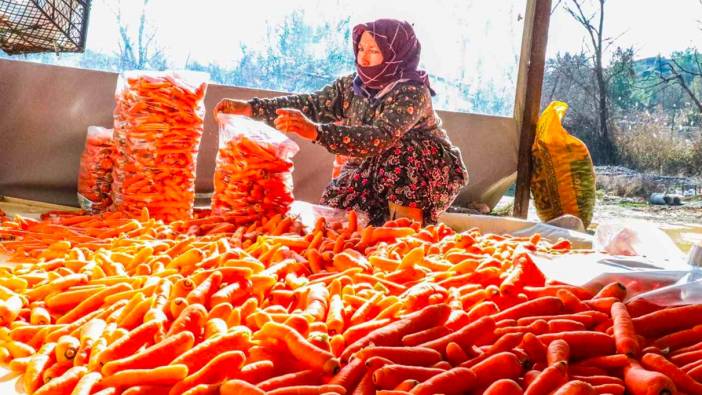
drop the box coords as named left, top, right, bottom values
left=0, top=208, right=701, bottom=395
left=111, top=71, right=208, bottom=223
left=77, top=127, right=114, bottom=214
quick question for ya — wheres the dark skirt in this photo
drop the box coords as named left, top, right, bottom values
left=321, top=134, right=468, bottom=225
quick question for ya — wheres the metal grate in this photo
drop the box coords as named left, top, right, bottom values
left=0, top=0, right=91, bottom=55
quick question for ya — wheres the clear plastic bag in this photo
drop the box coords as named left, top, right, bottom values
left=628, top=270, right=702, bottom=306
left=289, top=201, right=369, bottom=233
left=594, top=220, right=686, bottom=265
left=211, top=115, right=299, bottom=221
left=77, top=126, right=113, bottom=213
left=111, top=70, right=209, bottom=222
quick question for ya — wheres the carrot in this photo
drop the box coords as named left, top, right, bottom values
left=255, top=322, right=340, bottom=374
left=328, top=357, right=365, bottom=392
left=418, top=316, right=495, bottom=355
left=573, top=354, right=630, bottom=369
left=551, top=380, right=596, bottom=395
left=220, top=379, right=264, bottom=395
left=34, top=366, right=87, bottom=395
left=181, top=384, right=220, bottom=395
left=266, top=384, right=346, bottom=395
left=524, top=361, right=568, bottom=395
left=234, top=360, right=277, bottom=384
left=57, top=282, right=132, bottom=324
left=70, top=371, right=102, bottom=395
left=482, top=379, right=524, bottom=395
left=522, top=332, right=547, bottom=363
left=499, top=252, right=545, bottom=295
left=623, top=359, right=676, bottom=395
left=445, top=342, right=469, bottom=366
left=408, top=367, right=476, bottom=395
left=670, top=348, right=702, bottom=366
left=641, top=352, right=702, bottom=394
left=592, top=383, right=625, bottom=395
left=169, top=350, right=246, bottom=395
left=653, top=325, right=702, bottom=350
left=23, top=341, right=56, bottom=394
left=632, top=304, right=702, bottom=338
left=372, top=365, right=445, bottom=390
left=594, top=282, right=627, bottom=300
left=570, top=375, right=624, bottom=386
left=98, top=320, right=162, bottom=367
left=341, top=304, right=450, bottom=362
left=401, top=326, right=451, bottom=347
left=492, top=297, right=564, bottom=322
left=171, top=328, right=253, bottom=372
left=585, top=297, right=619, bottom=314
left=537, top=332, right=615, bottom=359
left=355, top=346, right=442, bottom=366
left=548, top=319, right=586, bottom=332
left=466, top=301, right=499, bottom=322
left=546, top=339, right=570, bottom=366
left=101, top=331, right=194, bottom=376
left=518, top=312, right=603, bottom=328
left=166, top=303, right=207, bottom=339
left=186, top=271, right=222, bottom=307
left=258, top=370, right=322, bottom=391
left=611, top=302, right=640, bottom=357
left=556, top=289, right=590, bottom=313
left=466, top=352, right=524, bottom=388
left=100, top=364, right=189, bottom=388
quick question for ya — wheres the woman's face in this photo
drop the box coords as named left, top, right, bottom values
left=357, top=31, right=384, bottom=67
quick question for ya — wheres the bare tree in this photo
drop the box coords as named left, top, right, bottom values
left=105, top=0, right=166, bottom=70
left=564, top=0, right=617, bottom=163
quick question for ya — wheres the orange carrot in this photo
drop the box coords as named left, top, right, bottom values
left=166, top=303, right=207, bottom=339
left=98, top=320, right=161, bottom=367
left=537, top=332, right=615, bottom=359
left=99, top=364, right=189, bottom=388
left=408, top=367, right=476, bottom=395
left=342, top=304, right=450, bottom=362
left=372, top=365, right=445, bottom=390
left=169, top=350, right=246, bottom=395
left=524, top=361, right=568, bottom=395
left=546, top=339, right=570, bottom=366
left=492, top=297, right=564, bottom=322
left=482, top=379, right=524, bottom=395
left=355, top=346, right=442, bottom=366
left=34, top=366, right=87, bottom=395
left=401, top=326, right=451, bottom=347
left=328, top=357, right=365, bottom=392
left=623, top=359, right=676, bottom=395
left=418, top=316, right=495, bottom=355
left=641, top=352, right=702, bottom=394
left=255, top=322, right=340, bottom=375
left=257, top=370, right=322, bottom=391
left=171, top=328, right=253, bottom=372
left=551, top=380, right=596, bottom=395
left=101, top=331, right=194, bottom=376
left=220, top=379, right=265, bottom=395
left=611, top=302, right=640, bottom=357
left=466, top=352, right=524, bottom=389
left=594, top=282, right=627, bottom=300
left=632, top=305, right=702, bottom=338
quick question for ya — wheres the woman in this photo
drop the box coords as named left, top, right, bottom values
left=215, top=18, right=468, bottom=225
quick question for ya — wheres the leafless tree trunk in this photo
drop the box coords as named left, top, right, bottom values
left=565, top=0, right=616, bottom=163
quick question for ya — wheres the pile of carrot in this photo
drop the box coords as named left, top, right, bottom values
left=111, top=73, right=207, bottom=223
left=211, top=135, right=296, bottom=222
left=0, top=208, right=701, bottom=395
left=77, top=127, right=114, bottom=213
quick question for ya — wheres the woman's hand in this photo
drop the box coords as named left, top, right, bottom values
left=274, top=108, right=318, bottom=141
left=213, top=99, right=252, bottom=118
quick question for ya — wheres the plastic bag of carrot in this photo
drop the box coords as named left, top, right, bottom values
left=77, top=126, right=114, bottom=213
left=212, top=115, right=299, bottom=221
left=111, top=70, right=209, bottom=222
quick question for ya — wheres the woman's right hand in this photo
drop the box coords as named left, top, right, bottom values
left=213, top=98, right=252, bottom=118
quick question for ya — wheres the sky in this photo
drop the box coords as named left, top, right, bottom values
left=86, top=0, right=702, bottom=68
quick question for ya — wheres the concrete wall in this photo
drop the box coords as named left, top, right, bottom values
left=0, top=59, right=518, bottom=208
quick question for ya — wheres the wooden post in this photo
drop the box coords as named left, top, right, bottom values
left=512, top=0, right=552, bottom=218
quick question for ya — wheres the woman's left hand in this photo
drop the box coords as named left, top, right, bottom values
left=274, top=108, right=318, bottom=141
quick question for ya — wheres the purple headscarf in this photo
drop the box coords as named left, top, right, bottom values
left=352, top=18, right=435, bottom=98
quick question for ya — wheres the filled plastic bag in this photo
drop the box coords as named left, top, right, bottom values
left=594, top=220, right=686, bottom=266
left=211, top=115, right=299, bottom=221
left=111, top=70, right=209, bottom=222
left=77, top=126, right=114, bottom=213
left=531, top=101, right=596, bottom=227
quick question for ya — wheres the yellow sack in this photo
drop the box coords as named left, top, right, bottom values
left=531, top=101, right=596, bottom=227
